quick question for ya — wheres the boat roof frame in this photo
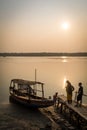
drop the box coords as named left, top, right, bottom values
left=11, top=79, right=44, bottom=86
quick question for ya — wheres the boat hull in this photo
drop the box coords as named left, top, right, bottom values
left=9, top=94, right=54, bottom=108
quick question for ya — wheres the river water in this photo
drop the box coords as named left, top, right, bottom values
left=0, top=56, right=87, bottom=104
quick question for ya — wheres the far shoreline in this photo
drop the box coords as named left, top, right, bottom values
left=0, top=52, right=87, bottom=57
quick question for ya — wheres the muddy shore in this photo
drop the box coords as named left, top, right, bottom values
left=0, top=103, right=62, bottom=130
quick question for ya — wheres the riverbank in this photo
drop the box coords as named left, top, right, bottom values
left=0, top=52, right=87, bottom=57
left=0, top=103, right=62, bottom=130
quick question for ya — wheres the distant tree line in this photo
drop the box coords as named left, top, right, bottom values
left=0, top=52, right=87, bottom=57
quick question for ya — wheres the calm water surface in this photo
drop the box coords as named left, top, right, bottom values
left=0, top=56, right=87, bottom=104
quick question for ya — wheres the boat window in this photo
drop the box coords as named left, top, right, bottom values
left=20, top=84, right=28, bottom=90
left=10, top=81, right=14, bottom=87
left=30, top=84, right=43, bottom=97
left=14, top=83, right=18, bottom=90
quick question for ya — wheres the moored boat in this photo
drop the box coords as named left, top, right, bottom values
left=9, top=79, right=54, bottom=108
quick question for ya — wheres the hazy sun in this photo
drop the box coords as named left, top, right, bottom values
left=62, top=22, right=70, bottom=30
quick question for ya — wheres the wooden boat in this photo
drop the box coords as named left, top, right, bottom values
left=9, top=79, right=54, bottom=108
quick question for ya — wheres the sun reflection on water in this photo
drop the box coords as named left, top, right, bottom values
left=63, top=77, right=67, bottom=89
left=62, top=56, right=68, bottom=62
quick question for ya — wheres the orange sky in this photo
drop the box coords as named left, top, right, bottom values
left=0, top=0, right=87, bottom=52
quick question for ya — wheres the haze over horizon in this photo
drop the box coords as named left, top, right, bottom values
left=0, top=0, right=87, bottom=53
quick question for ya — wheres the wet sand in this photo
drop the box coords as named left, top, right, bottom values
left=0, top=103, right=62, bottom=130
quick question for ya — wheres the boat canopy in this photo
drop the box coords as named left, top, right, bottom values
left=11, top=79, right=44, bottom=86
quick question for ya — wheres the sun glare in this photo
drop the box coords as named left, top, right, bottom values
left=62, top=22, right=70, bottom=30
left=62, top=56, right=67, bottom=62
left=63, top=77, right=67, bottom=89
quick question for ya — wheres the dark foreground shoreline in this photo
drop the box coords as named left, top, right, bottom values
left=0, top=103, right=62, bottom=130
left=0, top=52, right=87, bottom=57
left=0, top=102, right=79, bottom=130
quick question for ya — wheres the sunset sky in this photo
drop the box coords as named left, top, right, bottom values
left=0, top=0, right=87, bottom=52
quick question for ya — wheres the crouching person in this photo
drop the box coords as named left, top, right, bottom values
left=53, top=92, right=58, bottom=107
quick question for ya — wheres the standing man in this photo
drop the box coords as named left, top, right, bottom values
left=65, top=80, right=74, bottom=104
left=75, top=82, right=83, bottom=107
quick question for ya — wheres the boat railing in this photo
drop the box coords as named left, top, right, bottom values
left=9, top=85, right=45, bottom=99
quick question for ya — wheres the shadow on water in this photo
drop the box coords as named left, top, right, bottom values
left=0, top=102, right=52, bottom=130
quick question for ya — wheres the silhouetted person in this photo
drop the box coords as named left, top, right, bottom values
left=75, top=82, right=83, bottom=107
left=53, top=92, right=58, bottom=107
left=65, top=80, right=74, bottom=104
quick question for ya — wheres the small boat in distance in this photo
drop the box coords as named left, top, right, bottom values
left=9, top=79, right=54, bottom=108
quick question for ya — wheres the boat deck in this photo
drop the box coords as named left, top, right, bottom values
left=56, top=95, right=87, bottom=129
left=14, top=95, right=47, bottom=101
